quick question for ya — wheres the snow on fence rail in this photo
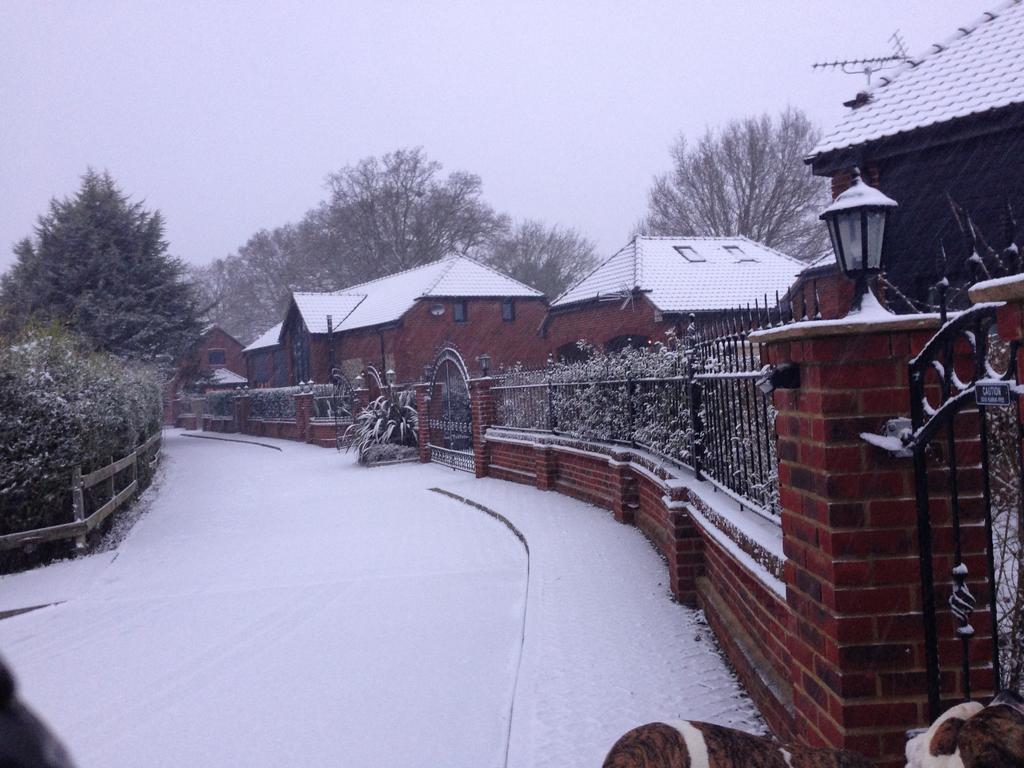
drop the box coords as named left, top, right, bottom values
left=492, top=320, right=779, bottom=519
left=0, top=431, right=162, bottom=552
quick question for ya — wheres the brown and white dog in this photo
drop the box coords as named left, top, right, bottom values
left=602, top=720, right=872, bottom=768
left=906, top=691, right=1024, bottom=768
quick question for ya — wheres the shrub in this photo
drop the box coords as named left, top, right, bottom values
left=345, top=389, right=418, bottom=455
left=0, top=328, right=162, bottom=535
left=205, top=390, right=235, bottom=417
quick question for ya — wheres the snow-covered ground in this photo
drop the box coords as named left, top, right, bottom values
left=0, top=430, right=761, bottom=768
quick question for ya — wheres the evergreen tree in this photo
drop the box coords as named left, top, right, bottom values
left=0, top=170, right=203, bottom=360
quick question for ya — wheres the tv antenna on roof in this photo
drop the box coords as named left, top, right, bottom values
left=812, top=30, right=910, bottom=86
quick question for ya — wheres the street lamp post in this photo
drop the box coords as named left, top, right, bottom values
left=476, top=353, right=491, bottom=377
left=819, top=167, right=898, bottom=313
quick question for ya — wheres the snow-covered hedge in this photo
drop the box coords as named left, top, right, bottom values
left=0, top=329, right=162, bottom=535
left=248, top=386, right=298, bottom=420
left=205, top=390, right=235, bottom=418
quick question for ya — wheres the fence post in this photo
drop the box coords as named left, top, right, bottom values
left=754, top=316, right=964, bottom=767
left=689, top=373, right=703, bottom=480
left=71, top=467, right=86, bottom=550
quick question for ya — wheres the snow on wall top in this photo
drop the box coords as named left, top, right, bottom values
left=311, top=256, right=541, bottom=333
left=243, top=323, right=284, bottom=352
left=810, top=0, right=1024, bottom=160
left=551, top=236, right=803, bottom=313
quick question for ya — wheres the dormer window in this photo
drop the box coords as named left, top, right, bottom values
left=674, top=245, right=705, bottom=262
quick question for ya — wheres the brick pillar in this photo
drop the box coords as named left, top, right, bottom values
left=294, top=390, right=314, bottom=442
left=757, top=317, right=966, bottom=767
left=352, top=386, right=370, bottom=418
left=469, top=377, right=494, bottom=478
left=191, top=396, right=206, bottom=431
left=414, top=383, right=432, bottom=463
left=233, top=392, right=250, bottom=434
left=534, top=446, right=556, bottom=490
left=609, top=455, right=635, bottom=524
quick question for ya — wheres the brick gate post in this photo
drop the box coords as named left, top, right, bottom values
left=752, top=313, right=958, bottom=767
left=233, top=389, right=251, bottom=434
left=414, top=383, right=432, bottom=463
left=294, top=387, right=314, bottom=442
left=469, top=377, right=494, bottom=478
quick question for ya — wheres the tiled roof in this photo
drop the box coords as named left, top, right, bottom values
left=551, top=236, right=803, bottom=313
left=320, top=256, right=541, bottom=333
left=243, top=323, right=283, bottom=352
left=810, top=0, right=1024, bottom=159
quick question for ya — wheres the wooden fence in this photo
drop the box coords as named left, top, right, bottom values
left=0, top=431, right=162, bottom=552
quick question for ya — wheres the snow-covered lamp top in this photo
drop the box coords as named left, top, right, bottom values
left=819, top=168, right=898, bottom=279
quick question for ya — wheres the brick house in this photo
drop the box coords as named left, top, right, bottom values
left=242, top=323, right=287, bottom=388
left=542, top=236, right=803, bottom=360
left=247, top=256, right=547, bottom=386
left=805, top=1, right=1024, bottom=307
left=163, top=324, right=247, bottom=423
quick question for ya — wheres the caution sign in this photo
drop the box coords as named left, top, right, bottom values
left=975, top=381, right=1012, bottom=406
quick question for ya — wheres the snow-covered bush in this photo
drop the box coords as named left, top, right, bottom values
left=205, top=390, right=234, bottom=418
left=345, top=389, right=418, bottom=455
left=249, top=386, right=298, bottom=420
left=0, top=328, right=162, bottom=535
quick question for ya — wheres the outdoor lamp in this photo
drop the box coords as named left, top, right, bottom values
left=354, top=373, right=365, bottom=390
left=422, top=364, right=433, bottom=382
left=385, top=368, right=396, bottom=386
left=477, top=353, right=491, bottom=376
left=819, top=167, right=898, bottom=313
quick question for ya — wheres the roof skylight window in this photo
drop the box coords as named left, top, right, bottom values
left=725, top=245, right=758, bottom=263
left=674, top=245, right=705, bottom=262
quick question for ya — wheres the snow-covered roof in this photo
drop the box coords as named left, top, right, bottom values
left=293, top=256, right=542, bottom=334
left=293, top=293, right=366, bottom=334
left=243, top=323, right=283, bottom=352
left=810, top=0, right=1024, bottom=160
left=551, top=236, right=804, bottom=313
left=209, top=368, right=247, bottom=385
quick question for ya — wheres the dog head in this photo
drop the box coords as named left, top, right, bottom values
left=906, top=692, right=1024, bottom=768
left=0, top=656, right=77, bottom=768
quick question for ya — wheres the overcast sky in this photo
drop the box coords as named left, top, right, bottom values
left=1, top=0, right=991, bottom=274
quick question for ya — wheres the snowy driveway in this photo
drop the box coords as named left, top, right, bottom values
left=0, top=431, right=760, bottom=768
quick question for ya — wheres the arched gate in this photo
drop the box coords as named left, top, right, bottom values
left=426, top=348, right=474, bottom=472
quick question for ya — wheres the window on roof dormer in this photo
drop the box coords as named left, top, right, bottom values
left=674, top=245, right=705, bottom=262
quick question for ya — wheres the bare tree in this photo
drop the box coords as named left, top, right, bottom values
left=483, top=219, right=597, bottom=298
left=322, top=147, right=507, bottom=277
left=642, top=108, right=829, bottom=261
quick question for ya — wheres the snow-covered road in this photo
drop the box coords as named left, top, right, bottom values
left=0, top=430, right=760, bottom=767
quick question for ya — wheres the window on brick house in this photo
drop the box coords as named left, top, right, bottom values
left=207, top=348, right=226, bottom=365
left=502, top=299, right=515, bottom=322
left=453, top=300, right=468, bottom=323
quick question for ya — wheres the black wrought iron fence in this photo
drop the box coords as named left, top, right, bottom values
left=491, top=315, right=780, bottom=518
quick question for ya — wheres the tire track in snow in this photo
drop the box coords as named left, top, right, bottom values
left=429, top=488, right=530, bottom=768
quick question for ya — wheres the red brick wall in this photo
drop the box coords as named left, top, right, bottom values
left=543, top=294, right=680, bottom=356
left=195, top=327, right=245, bottom=377
left=277, top=297, right=549, bottom=385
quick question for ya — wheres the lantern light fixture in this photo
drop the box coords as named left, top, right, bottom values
left=476, top=353, right=491, bottom=376
left=819, top=167, right=898, bottom=313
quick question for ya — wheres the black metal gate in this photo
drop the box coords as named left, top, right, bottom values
left=426, top=348, right=474, bottom=472
left=908, top=298, right=1020, bottom=718
left=329, top=367, right=353, bottom=451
